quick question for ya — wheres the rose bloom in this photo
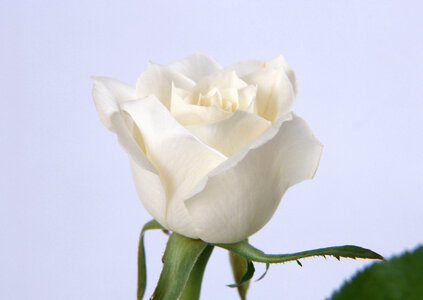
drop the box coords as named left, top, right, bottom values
left=92, top=52, right=323, bottom=243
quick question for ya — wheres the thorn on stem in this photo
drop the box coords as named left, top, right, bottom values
left=296, top=260, right=303, bottom=267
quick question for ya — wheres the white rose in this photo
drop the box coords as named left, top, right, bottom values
left=92, top=52, right=323, bottom=243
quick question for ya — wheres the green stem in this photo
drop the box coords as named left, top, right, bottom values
left=180, top=245, right=214, bottom=300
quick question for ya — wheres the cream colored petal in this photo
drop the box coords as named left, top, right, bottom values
left=187, top=71, right=248, bottom=104
left=170, top=85, right=232, bottom=126
left=167, top=51, right=223, bottom=81
left=91, top=76, right=136, bottom=131
left=91, top=76, right=155, bottom=172
left=198, top=88, right=222, bottom=107
left=121, top=96, right=227, bottom=238
left=186, top=110, right=271, bottom=157
left=185, top=114, right=323, bottom=243
left=269, top=55, right=298, bottom=95
left=91, top=77, right=167, bottom=225
left=224, top=55, right=298, bottom=96
left=224, top=60, right=263, bottom=77
left=238, top=85, right=257, bottom=113
left=243, top=67, right=295, bottom=122
left=220, top=88, right=239, bottom=111
left=136, top=62, right=195, bottom=109
left=129, top=157, right=167, bottom=228
left=117, top=112, right=168, bottom=228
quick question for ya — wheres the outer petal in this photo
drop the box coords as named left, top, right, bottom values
left=91, top=77, right=167, bottom=226
left=185, top=114, right=323, bottom=243
left=186, top=110, right=271, bottom=157
left=91, top=76, right=153, bottom=171
left=91, top=76, right=136, bottom=131
left=136, top=62, right=195, bottom=109
left=121, top=96, right=227, bottom=238
left=129, top=158, right=167, bottom=227
left=167, top=51, right=223, bottom=82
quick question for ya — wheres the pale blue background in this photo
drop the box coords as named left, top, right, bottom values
left=1, top=1, right=422, bottom=299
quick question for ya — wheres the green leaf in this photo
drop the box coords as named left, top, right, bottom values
left=229, top=252, right=252, bottom=299
left=137, top=220, right=166, bottom=300
left=152, top=233, right=210, bottom=300
left=217, top=240, right=383, bottom=264
left=331, top=246, right=423, bottom=300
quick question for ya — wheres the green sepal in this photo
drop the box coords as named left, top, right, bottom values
left=137, top=220, right=166, bottom=300
left=229, top=252, right=251, bottom=299
left=331, top=246, right=423, bottom=299
left=256, top=263, right=270, bottom=281
left=152, top=233, right=211, bottom=300
left=180, top=244, right=214, bottom=300
left=228, top=259, right=255, bottom=288
left=217, top=240, right=383, bottom=264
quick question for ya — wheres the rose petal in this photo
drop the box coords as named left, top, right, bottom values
left=121, top=96, right=227, bottom=238
left=225, top=55, right=297, bottom=96
left=243, top=67, right=295, bottom=122
left=167, top=51, right=223, bottom=82
left=170, top=85, right=232, bottom=126
left=91, top=76, right=136, bottom=131
left=238, top=85, right=257, bottom=113
left=185, top=114, right=323, bottom=243
left=186, top=110, right=271, bottom=157
left=271, top=55, right=298, bottom=96
left=91, top=76, right=152, bottom=170
left=129, top=158, right=167, bottom=228
left=186, top=114, right=291, bottom=201
left=224, top=60, right=263, bottom=77
left=109, top=114, right=167, bottom=227
left=186, top=71, right=248, bottom=104
left=136, top=62, right=195, bottom=109
left=91, top=77, right=167, bottom=226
